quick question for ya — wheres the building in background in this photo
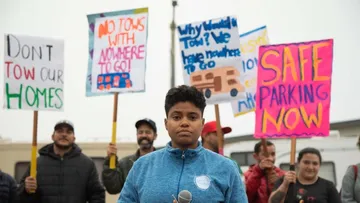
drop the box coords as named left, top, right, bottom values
left=0, top=141, right=138, bottom=203
left=224, top=119, right=360, bottom=190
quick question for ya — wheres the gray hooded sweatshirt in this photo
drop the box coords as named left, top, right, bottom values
left=341, top=163, right=360, bottom=203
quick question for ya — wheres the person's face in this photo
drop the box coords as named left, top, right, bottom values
left=253, top=145, right=276, bottom=163
left=52, top=125, right=75, bottom=149
left=136, top=124, right=157, bottom=150
left=203, top=132, right=220, bottom=153
left=298, top=153, right=320, bottom=180
left=165, top=102, right=204, bottom=150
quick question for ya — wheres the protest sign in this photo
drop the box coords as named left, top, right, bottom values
left=254, top=39, right=334, bottom=138
left=3, top=34, right=64, bottom=111
left=86, top=8, right=148, bottom=96
left=177, top=16, right=244, bottom=104
left=231, top=26, right=269, bottom=116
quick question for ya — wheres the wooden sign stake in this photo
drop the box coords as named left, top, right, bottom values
left=287, top=136, right=297, bottom=202
left=214, top=104, right=224, bottom=155
left=110, top=93, right=119, bottom=169
left=30, top=111, right=38, bottom=178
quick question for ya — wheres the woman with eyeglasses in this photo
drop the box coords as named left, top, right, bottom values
left=340, top=136, right=360, bottom=203
left=268, top=147, right=341, bottom=203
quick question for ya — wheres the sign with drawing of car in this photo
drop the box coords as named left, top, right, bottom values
left=190, top=66, right=244, bottom=99
left=177, top=15, right=245, bottom=104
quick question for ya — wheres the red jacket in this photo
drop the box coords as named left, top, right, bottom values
left=244, top=164, right=285, bottom=203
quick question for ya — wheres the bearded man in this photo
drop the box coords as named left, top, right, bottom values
left=102, top=118, right=157, bottom=194
left=17, top=120, right=105, bottom=203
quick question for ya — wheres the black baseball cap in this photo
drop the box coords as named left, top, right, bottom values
left=54, top=120, right=75, bottom=132
left=135, top=118, right=157, bottom=133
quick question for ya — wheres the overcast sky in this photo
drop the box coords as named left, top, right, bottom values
left=1, top=0, right=360, bottom=147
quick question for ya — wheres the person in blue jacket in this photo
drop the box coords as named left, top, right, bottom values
left=118, top=85, right=248, bottom=203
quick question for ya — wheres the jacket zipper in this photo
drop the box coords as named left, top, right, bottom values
left=177, top=151, right=186, bottom=196
left=59, top=157, right=64, bottom=203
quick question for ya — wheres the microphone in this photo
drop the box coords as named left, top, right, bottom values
left=177, top=190, right=192, bottom=203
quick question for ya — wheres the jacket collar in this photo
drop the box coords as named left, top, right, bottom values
left=165, top=141, right=204, bottom=159
left=38, top=143, right=82, bottom=159
left=133, top=147, right=156, bottom=161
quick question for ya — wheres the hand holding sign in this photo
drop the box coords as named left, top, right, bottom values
left=86, top=8, right=149, bottom=169
left=3, top=34, right=64, bottom=195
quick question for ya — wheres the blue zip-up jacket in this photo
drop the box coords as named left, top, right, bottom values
left=118, top=142, right=248, bottom=203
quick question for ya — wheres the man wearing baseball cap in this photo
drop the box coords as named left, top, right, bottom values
left=201, top=121, right=243, bottom=176
left=201, top=121, right=232, bottom=153
left=102, top=118, right=157, bottom=195
left=18, top=120, right=105, bottom=203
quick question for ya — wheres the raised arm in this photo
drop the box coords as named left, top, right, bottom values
left=268, top=171, right=296, bottom=203
left=102, top=156, right=128, bottom=194
left=102, top=143, right=131, bottom=195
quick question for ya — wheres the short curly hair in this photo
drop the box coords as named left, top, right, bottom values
left=165, top=85, right=206, bottom=117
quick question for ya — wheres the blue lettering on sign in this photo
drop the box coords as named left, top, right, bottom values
left=242, top=57, right=258, bottom=72
left=184, top=64, right=196, bottom=74
left=178, top=24, right=203, bottom=49
left=177, top=24, right=203, bottom=36
left=206, top=45, right=240, bottom=59
left=184, top=61, right=216, bottom=74
left=199, top=61, right=216, bottom=70
left=179, top=36, right=204, bottom=49
left=211, top=31, right=230, bottom=44
left=178, top=16, right=240, bottom=75
left=181, top=51, right=204, bottom=65
left=258, top=83, right=329, bottom=109
left=238, top=92, right=256, bottom=112
left=202, top=16, right=237, bottom=31
left=203, top=33, right=210, bottom=46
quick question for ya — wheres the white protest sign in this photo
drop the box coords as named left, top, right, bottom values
left=91, top=11, right=148, bottom=93
left=231, top=26, right=269, bottom=116
left=178, top=16, right=244, bottom=105
left=3, top=34, right=64, bottom=111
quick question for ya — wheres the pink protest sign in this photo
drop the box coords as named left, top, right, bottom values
left=254, top=39, right=334, bottom=138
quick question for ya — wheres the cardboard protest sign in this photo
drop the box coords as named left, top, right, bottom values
left=3, top=34, right=64, bottom=111
left=254, top=39, right=333, bottom=138
left=231, top=26, right=269, bottom=116
left=86, top=8, right=148, bottom=96
left=177, top=16, right=244, bottom=105
left=254, top=39, right=334, bottom=190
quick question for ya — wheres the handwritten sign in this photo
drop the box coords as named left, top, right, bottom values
left=3, top=34, right=64, bottom=111
left=86, top=8, right=148, bottom=96
left=231, top=26, right=269, bottom=116
left=178, top=16, right=244, bottom=104
left=254, top=39, right=333, bottom=138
